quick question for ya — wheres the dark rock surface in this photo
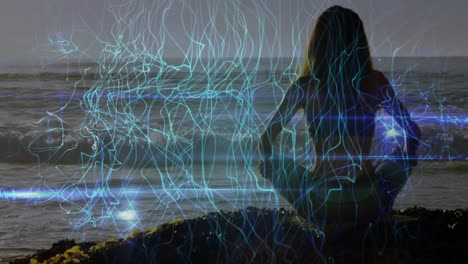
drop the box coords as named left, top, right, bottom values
left=11, top=206, right=468, bottom=263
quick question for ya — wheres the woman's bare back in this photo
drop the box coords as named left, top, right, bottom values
left=260, top=70, right=420, bottom=223
left=304, top=70, right=387, bottom=180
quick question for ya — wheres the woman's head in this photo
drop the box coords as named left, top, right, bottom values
left=301, top=6, right=372, bottom=90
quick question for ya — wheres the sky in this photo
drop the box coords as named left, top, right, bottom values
left=0, top=0, right=467, bottom=64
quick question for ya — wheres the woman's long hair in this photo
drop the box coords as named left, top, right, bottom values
left=300, top=6, right=373, bottom=97
left=299, top=5, right=375, bottom=157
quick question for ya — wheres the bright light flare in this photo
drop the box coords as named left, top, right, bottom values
left=385, top=128, right=400, bottom=138
left=117, top=210, right=137, bottom=221
left=0, top=190, right=48, bottom=200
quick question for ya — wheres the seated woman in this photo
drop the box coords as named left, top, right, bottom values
left=259, top=6, right=421, bottom=226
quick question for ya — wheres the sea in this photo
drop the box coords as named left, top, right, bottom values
left=0, top=57, right=466, bottom=261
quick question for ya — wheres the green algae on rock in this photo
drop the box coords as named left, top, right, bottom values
left=11, top=206, right=468, bottom=264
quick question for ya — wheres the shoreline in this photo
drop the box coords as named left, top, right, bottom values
left=11, top=206, right=468, bottom=263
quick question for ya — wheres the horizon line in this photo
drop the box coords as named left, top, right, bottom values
left=1, top=56, right=467, bottom=67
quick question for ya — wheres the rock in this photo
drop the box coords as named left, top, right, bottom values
left=10, top=240, right=95, bottom=264
left=11, top=206, right=468, bottom=263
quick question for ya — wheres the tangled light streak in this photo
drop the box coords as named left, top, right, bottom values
left=1, top=0, right=466, bottom=257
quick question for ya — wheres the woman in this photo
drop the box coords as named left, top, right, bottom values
left=259, top=6, right=421, bottom=226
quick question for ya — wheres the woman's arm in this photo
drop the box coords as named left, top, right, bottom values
left=376, top=72, right=421, bottom=165
left=259, top=82, right=306, bottom=156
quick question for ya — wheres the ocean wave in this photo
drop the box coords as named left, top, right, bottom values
left=0, top=120, right=465, bottom=166
left=0, top=68, right=290, bottom=86
left=0, top=72, right=87, bottom=81
left=0, top=127, right=244, bottom=166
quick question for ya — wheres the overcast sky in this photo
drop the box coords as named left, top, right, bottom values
left=0, top=0, right=467, bottom=64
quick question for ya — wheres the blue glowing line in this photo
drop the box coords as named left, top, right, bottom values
left=0, top=188, right=265, bottom=202
left=18, top=1, right=464, bottom=248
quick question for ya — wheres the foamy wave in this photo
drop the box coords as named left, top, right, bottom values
left=0, top=120, right=465, bottom=166
left=0, top=127, right=246, bottom=166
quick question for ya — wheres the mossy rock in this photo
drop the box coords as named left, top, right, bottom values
left=11, top=206, right=468, bottom=264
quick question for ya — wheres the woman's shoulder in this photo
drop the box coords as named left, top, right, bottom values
left=371, top=70, right=390, bottom=85
left=295, top=75, right=315, bottom=88
left=359, top=70, right=399, bottom=111
left=361, top=70, right=391, bottom=94
left=293, top=76, right=321, bottom=97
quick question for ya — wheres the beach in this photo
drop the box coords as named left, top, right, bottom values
left=0, top=57, right=466, bottom=262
